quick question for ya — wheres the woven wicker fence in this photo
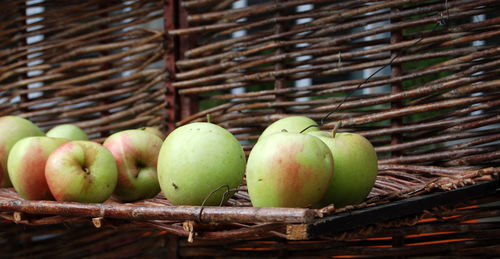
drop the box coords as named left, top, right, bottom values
left=0, top=0, right=166, bottom=141
left=1, top=0, right=500, bottom=258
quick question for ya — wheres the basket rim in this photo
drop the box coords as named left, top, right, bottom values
left=1, top=178, right=498, bottom=240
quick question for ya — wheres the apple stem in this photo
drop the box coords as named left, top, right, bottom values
left=206, top=114, right=211, bottom=123
left=332, top=121, right=342, bottom=138
left=83, top=167, right=90, bottom=175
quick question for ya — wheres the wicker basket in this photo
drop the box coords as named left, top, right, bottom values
left=1, top=0, right=500, bottom=257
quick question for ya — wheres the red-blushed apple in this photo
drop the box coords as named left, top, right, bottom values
left=46, top=124, right=88, bottom=141
left=138, top=126, right=165, bottom=140
left=103, top=129, right=163, bottom=202
left=158, top=122, right=246, bottom=206
left=246, top=132, right=334, bottom=208
left=7, top=136, right=68, bottom=200
left=307, top=130, right=378, bottom=208
left=259, top=116, right=319, bottom=141
left=0, top=116, right=45, bottom=187
left=45, top=141, right=118, bottom=203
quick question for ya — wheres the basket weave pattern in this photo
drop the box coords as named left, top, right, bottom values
left=1, top=0, right=500, bottom=257
left=0, top=0, right=166, bottom=141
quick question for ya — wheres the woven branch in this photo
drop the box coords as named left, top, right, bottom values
left=0, top=0, right=166, bottom=137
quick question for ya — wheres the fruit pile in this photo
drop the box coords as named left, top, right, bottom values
left=0, top=115, right=377, bottom=209
left=0, top=116, right=164, bottom=203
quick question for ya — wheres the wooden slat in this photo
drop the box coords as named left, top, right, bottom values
left=287, top=180, right=500, bottom=240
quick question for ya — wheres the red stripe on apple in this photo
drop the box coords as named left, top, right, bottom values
left=103, top=129, right=163, bottom=202
left=45, top=141, right=118, bottom=203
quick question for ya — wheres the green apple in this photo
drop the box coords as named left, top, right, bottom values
left=259, top=116, right=319, bottom=141
left=0, top=116, right=45, bottom=187
left=45, top=141, right=118, bottom=203
left=46, top=124, right=88, bottom=141
left=103, top=129, right=163, bottom=202
left=138, top=126, right=165, bottom=140
left=158, top=122, right=246, bottom=206
left=246, top=132, right=334, bottom=208
left=8, top=137, right=68, bottom=200
left=308, top=130, right=378, bottom=208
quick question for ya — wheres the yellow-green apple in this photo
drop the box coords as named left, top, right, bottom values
left=103, top=129, right=162, bottom=202
left=46, top=124, right=88, bottom=141
left=246, top=132, right=334, bottom=208
left=138, top=126, right=165, bottom=140
left=158, top=122, right=246, bottom=206
left=7, top=136, right=68, bottom=200
left=307, top=130, right=378, bottom=208
left=45, top=141, right=118, bottom=203
left=0, top=116, right=45, bottom=187
left=259, top=116, right=319, bottom=140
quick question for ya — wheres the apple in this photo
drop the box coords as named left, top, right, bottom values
left=246, top=132, right=334, bottom=208
left=307, top=129, right=378, bottom=208
left=138, top=126, right=165, bottom=140
left=7, top=136, right=68, bottom=200
left=259, top=116, right=319, bottom=140
left=158, top=122, right=246, bottom=206
left=0, top=116, right=45, bottom=187
left=103, top=129, right=163, bottom=202
left=45, top=140, right=118, bottom=203
left=46, top=124, right=88, bottom=141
